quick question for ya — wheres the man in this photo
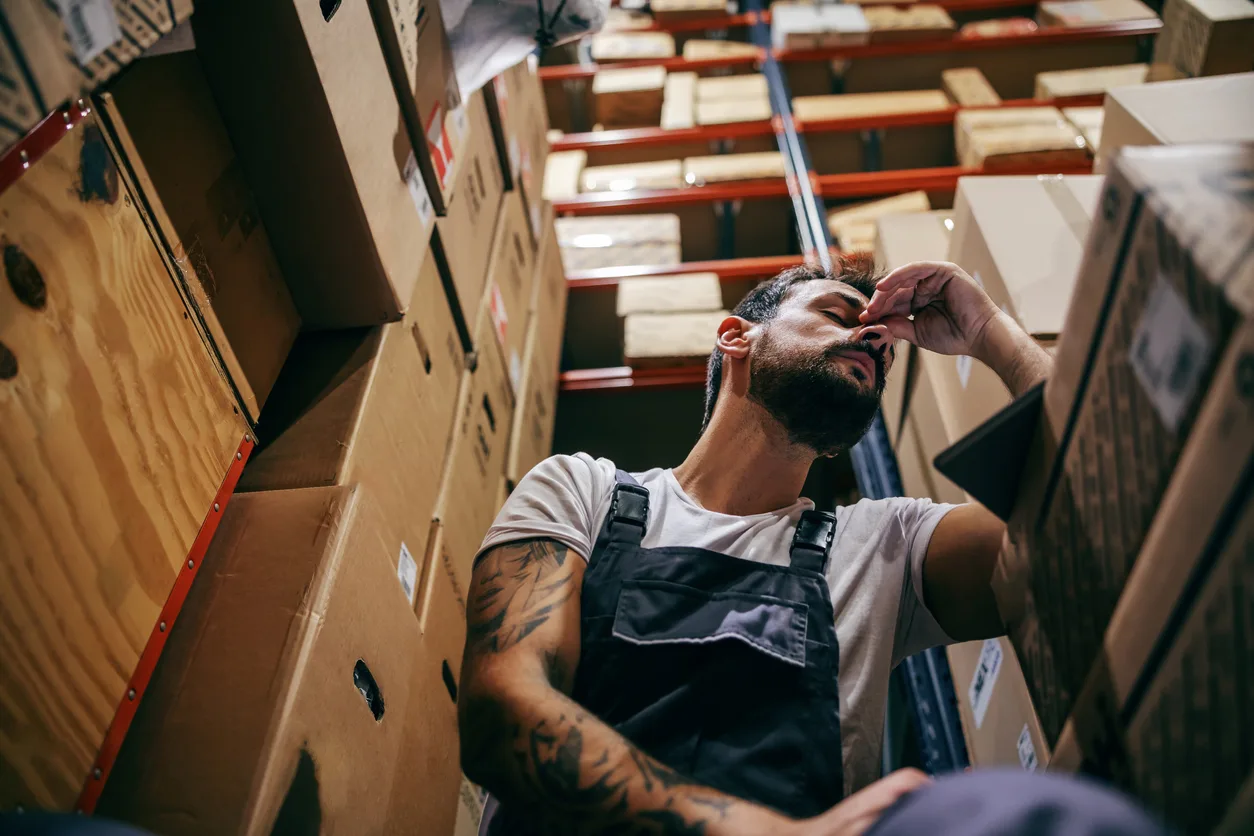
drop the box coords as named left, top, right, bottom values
left=455, top=259, right=1130, bottom=835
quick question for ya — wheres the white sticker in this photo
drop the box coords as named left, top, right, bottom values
left=490, top=283, right=508, bottom=348
left=968, top=638, right=1003, bottom=729
left=1128, top=275, right=1212, bottom=432
left=509, top=350, right=523, bottom=394
left=508, top=136, right=522, bottom=178
left=1017, top=724, right=1039, bottom=771
left=55, top=0, right=121, bottom=64
left=956, top=354, right=973, bottom=389
left=403, top=153, right=434, bottom=227
left=451, top=104, right=470, bottom=143
left=455, top=778, right=487, bottom=836
left=397, top=542, right=418, bottom=605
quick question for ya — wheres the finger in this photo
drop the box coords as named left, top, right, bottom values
left=878, top=315, right=916, bottom=344
left=864, top=286, right=915, bottom=320
left=875, top=261, right=947, bottom=295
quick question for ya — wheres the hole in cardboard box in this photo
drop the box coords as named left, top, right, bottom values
left=271, top=749, right=321, bottom=835
left=353, top=659, right=385, bottom=721
left=442, top=661, right=458, bottom=703
left=411, top=321, right=432, bottom=374
left=320, top=0, right=341, bottom=21
left=481, top=394, right=496, bottom=433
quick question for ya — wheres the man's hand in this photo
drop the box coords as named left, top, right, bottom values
left=789, top=769, right=933, bottom=836
left=860, top=261, right=1001, bottom=357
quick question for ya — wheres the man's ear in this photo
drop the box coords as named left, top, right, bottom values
left=717, top=316, right=753, bottom=360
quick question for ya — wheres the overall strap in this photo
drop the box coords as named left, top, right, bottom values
left=789, top=510, right=837, bottom=574
left=605, top=470, right=650, bottom=547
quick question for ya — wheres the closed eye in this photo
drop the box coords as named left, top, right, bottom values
left=823, top=310, right=854, bottom=327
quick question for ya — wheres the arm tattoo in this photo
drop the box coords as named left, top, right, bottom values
left=467, top=538, right=573, bottom=654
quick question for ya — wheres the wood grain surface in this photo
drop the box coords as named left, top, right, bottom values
left=0, top=115, right=244, bottom=809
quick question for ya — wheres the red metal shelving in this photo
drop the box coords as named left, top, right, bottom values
left=566, top=253, right=809, bottom=289
left=553, top=177, right=795, bottom=213
left=561, top=365, right=710, bottom=392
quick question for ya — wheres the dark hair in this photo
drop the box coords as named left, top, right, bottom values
left=700, top=253, right=883, bottom=433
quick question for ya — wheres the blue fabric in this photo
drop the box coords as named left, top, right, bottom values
left=0, top=815, right=155, bottom=836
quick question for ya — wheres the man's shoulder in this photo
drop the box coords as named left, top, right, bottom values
left=837, top=495, right=947, bottom=531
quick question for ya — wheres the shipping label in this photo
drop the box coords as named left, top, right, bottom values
left=55, top=0, right=121, bottom=65
left=1128, top=275, right=1212, bottom=433
left=403, top=152, right=435, bottom=227
left=968, top=638, right=1004, bottom=729
left=1017, top=724, right=1039, bottom=771
left=397, top=541, right=418, bottom=605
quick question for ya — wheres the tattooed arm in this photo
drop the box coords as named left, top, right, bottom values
left=458, top=537, right=796, bottom=835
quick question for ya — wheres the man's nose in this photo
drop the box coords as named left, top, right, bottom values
left=853, top=322, right=892, bottom=348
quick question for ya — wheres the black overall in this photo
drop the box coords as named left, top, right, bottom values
left=485, top=471, right=846, bottom=833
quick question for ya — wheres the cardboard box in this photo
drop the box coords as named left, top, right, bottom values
left=943, top=68, right=1002, bottom=107
left=593, top=66, right=667, bottom=129
left=368, top=0, right=462, bottom=214
left=487, top=57, right=551, bottom=240
left=696, top=98, right=774, bottom=126
left=1063, top=106, right=1104, bottom=152
left=1038, top=0, right=1158, bottom=26
left=794, top=89, right=951, bottom=123
left=948, top=639, right=1049, bottom=770
left=506, top=315, right=561, bottom=487
left=0, top=112, right=245, bottom=811
left=954, top=106, right=1070, bottom=167
left=99, top=50, right=301, bottom=424
left=896, top=362, right=967, bottom=504
left=966, top=120, right=1090, bottom=171
left=1049, top=321, right=1254, bottom=832
left=424, top=310, right=517, bottom=626
left=605, top=7, right=655, bottom=30
left=1096, top=73, right=1254, bottom=172
left=193, top=0, right=433, bottom=329
left=581, top=159, right=685, bottom=192
left=624, top=310, right=728, bottom=368
left=480, top=191, right=539, bottom=395
left=696, top=74, right=770, bottom=103
left=999, top=145, right=1254, bottom=744
left=239, top=245, right=463, bottom=585
left=652, top=0, right=727, bottom=24
left=97, top=486, right=461, bottom=836
left=556, top=214, right=682, bottom=272
left=827, top=191, right=931, bottom=249
left=771, top=1, right=871, bottom=49
left=543, top=150, right=588, bottom=201
left=1033, top=63, right=1147, bottom=99
left=862, top=5, right=956, bottom=42
left=1153, top=0, right=1254, bottom=77
left=617, top=272, right=723, bottom=315
left=590, top=31, right=677, bottom=61
left=683, top=152, right=786, bottom=185
left=0, top=0, right=192, bottom=150
left=662, top=71, right=697, bottom=130
left=436, top=91, right=508, bottom=335
left=682, top=39, right=761, bottom=60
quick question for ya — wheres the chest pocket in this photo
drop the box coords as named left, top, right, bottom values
left=611, top=578, right=809, bottom=668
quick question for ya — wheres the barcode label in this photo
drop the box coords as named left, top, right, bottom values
left=968, top=638, right=1003, bottom=729
left=1017, top=724, right=1038, bottom=771
left=56, top=0, right=121, bottom=65
left=1128, top=275, right=1212, bottom=432
left=956, top=354, right=973, bottom=389
left=397, top=542, right=418, bottom=605
left=403, top=152, right=434, bottom=227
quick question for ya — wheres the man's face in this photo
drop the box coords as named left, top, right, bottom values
left=746, top=279, right=894, bottom=456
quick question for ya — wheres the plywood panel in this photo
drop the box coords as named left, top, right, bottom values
left=0, top=116, right=244, bottom=809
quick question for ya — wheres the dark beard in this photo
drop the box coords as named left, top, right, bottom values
left=748, top=328, right=886, bottom=457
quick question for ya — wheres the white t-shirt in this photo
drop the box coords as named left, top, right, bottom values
left=478, top=452, right=957, bottom=796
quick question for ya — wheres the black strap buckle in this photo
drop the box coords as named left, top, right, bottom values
left=608, top=483, right=649, bottom=545
left=790, top=510, right=836, bottom=573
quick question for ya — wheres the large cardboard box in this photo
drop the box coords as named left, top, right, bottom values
left=683, top=152, right=786, bottom=185
left=0, top=0, right=192, bottom=151
left=368, top=0, right=462, bottom=214
left=531, top=203, right=569, bottom=371
left=0, top=113, right=245, bottom=811
left=1153, top=0, right=1254, bottom=77
left=239, top=245, right=463, bottom=591
left=827, top=191, right=931, bottom=253
left=1033, top=63, right=1148, bottom=99
left=798, top=90, right=952, bottom=172
left=954, top=107, right=1067, bottom=168
left=481, top=191, right=539, bottom=395
left=771, top=1, right=871, bottom=49
left=1038, top=0, right=1158, bottom=26
left=1096, top=73, right=1254, bottom=172
left=97, top=486, right=461, bottom=836
left=486, top=58, right=551, bottom=239
left=193, top=0, right=434, bottom=329
left=555, top=214, right=682, bottom=272
left=942, top=68, right=1001, bottom=107
left=617, top=273, right=723, bottom=315
left=965, top=122, right=1089, bottom=171
left=948, top=639, right=1049, bottom=770
left=593, top=66, right=667, bottom=128
left=581, top=160, right=685, bottom=193
left=99, top=50, right=300, bottom=424
left=998, top=145, right=1254, bottom=744
left=436, top=91, right=508, bottom=337
left=1049, top=321, right=1254, bottom=833
left=862, top=5, right=956, bottom=42
left=625, top=310, right=728, bottom=368
left=895, top=360, right=966, bottom=505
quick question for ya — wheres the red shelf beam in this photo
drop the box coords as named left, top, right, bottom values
left=566, top=254, right=809, bottom=290
left=538, top=20, right=1159, bottom=82
left=815, top=160, right=1094, bottom=199
left=561, top=365, right=709, bottom=392
left=553, top=177, right=795, bottom=213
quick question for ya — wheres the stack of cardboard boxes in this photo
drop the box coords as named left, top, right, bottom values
left=619, top=273, right=730, bottom=368
left=0, top=0, right=567, bottom=828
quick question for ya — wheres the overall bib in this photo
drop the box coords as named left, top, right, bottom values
left=484, top=471, right=846, bottom=833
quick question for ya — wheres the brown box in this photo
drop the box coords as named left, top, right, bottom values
left=581, top=159, right=685, bottom=192
left=617, top=272, right=723, bottom=315
left=1038, top=0, right=1158, bottom=26
left=1033, top=63, right=1147, bottom=99
left=0, top=114, right=245, bottom=810
left=662, top=71, right=697, bottom=130
left=1096, top=73, right=1254, bottom=173
left=542, top=150, right=588, bottom=201
left=966, top=121, right=1090, bottom=171
left=555, top=214, right=682, bottom=272
left=942, top=68, right=1002, bottom=107
left=193, top=0, right=436, bottom=329
left=1153, top=0, right=1254, bottom=77
left=1063, top=106, right=1105, bottom=152
left=948, top=638, right=1049, bottom=769
left=1049, top=321, right=1254, bottom=833
left=770, top=1, right=871, bottom=49
left=862, top=5, right=956, bottom=42
left=896, top=361, right=967, bottom=505
left=593, top=66, right=667, bottom=129
left=954, top=106, right=1066, bottom=167
left=368, top=0, right=462, bottom=214
left=696, top=74, right=770, bottom=103
left=97, top=485, right=460, bottom=836
left=487, top=58, right=551, bottom=239
left=0, top=0, right=192, bottom=150
left=683, top=151, right=786, bottom=184
left=624, top=310, right=729, bottom=368
left=652, top=0, right=727, bottom=24
left=590, top=31, right=677, bottom=61
left=239, top=243, right=464, bottom=592
left=99, top=50, right=300, bottom=424
left=506, top=314, right=562, bottom=487
left=827, top=191, right=932, bottom=251
left=481, top=191, right=539, bottom=394
left=531, top=203, right=569, bottom=372
left=695, top=97, right=774, bottom=126
left=436, top=91, right=508, bottom=335
left=682, top=39, right=761, bottom=60
left=1002, top=145, right=1254, bottom=744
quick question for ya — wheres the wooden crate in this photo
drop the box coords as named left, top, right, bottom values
left=0, top=114, right=245, bottom=810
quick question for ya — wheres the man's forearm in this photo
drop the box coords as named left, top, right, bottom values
left=972, top=311, right=1053, bottom=398
left=460, top=674, right=792, bottom=836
